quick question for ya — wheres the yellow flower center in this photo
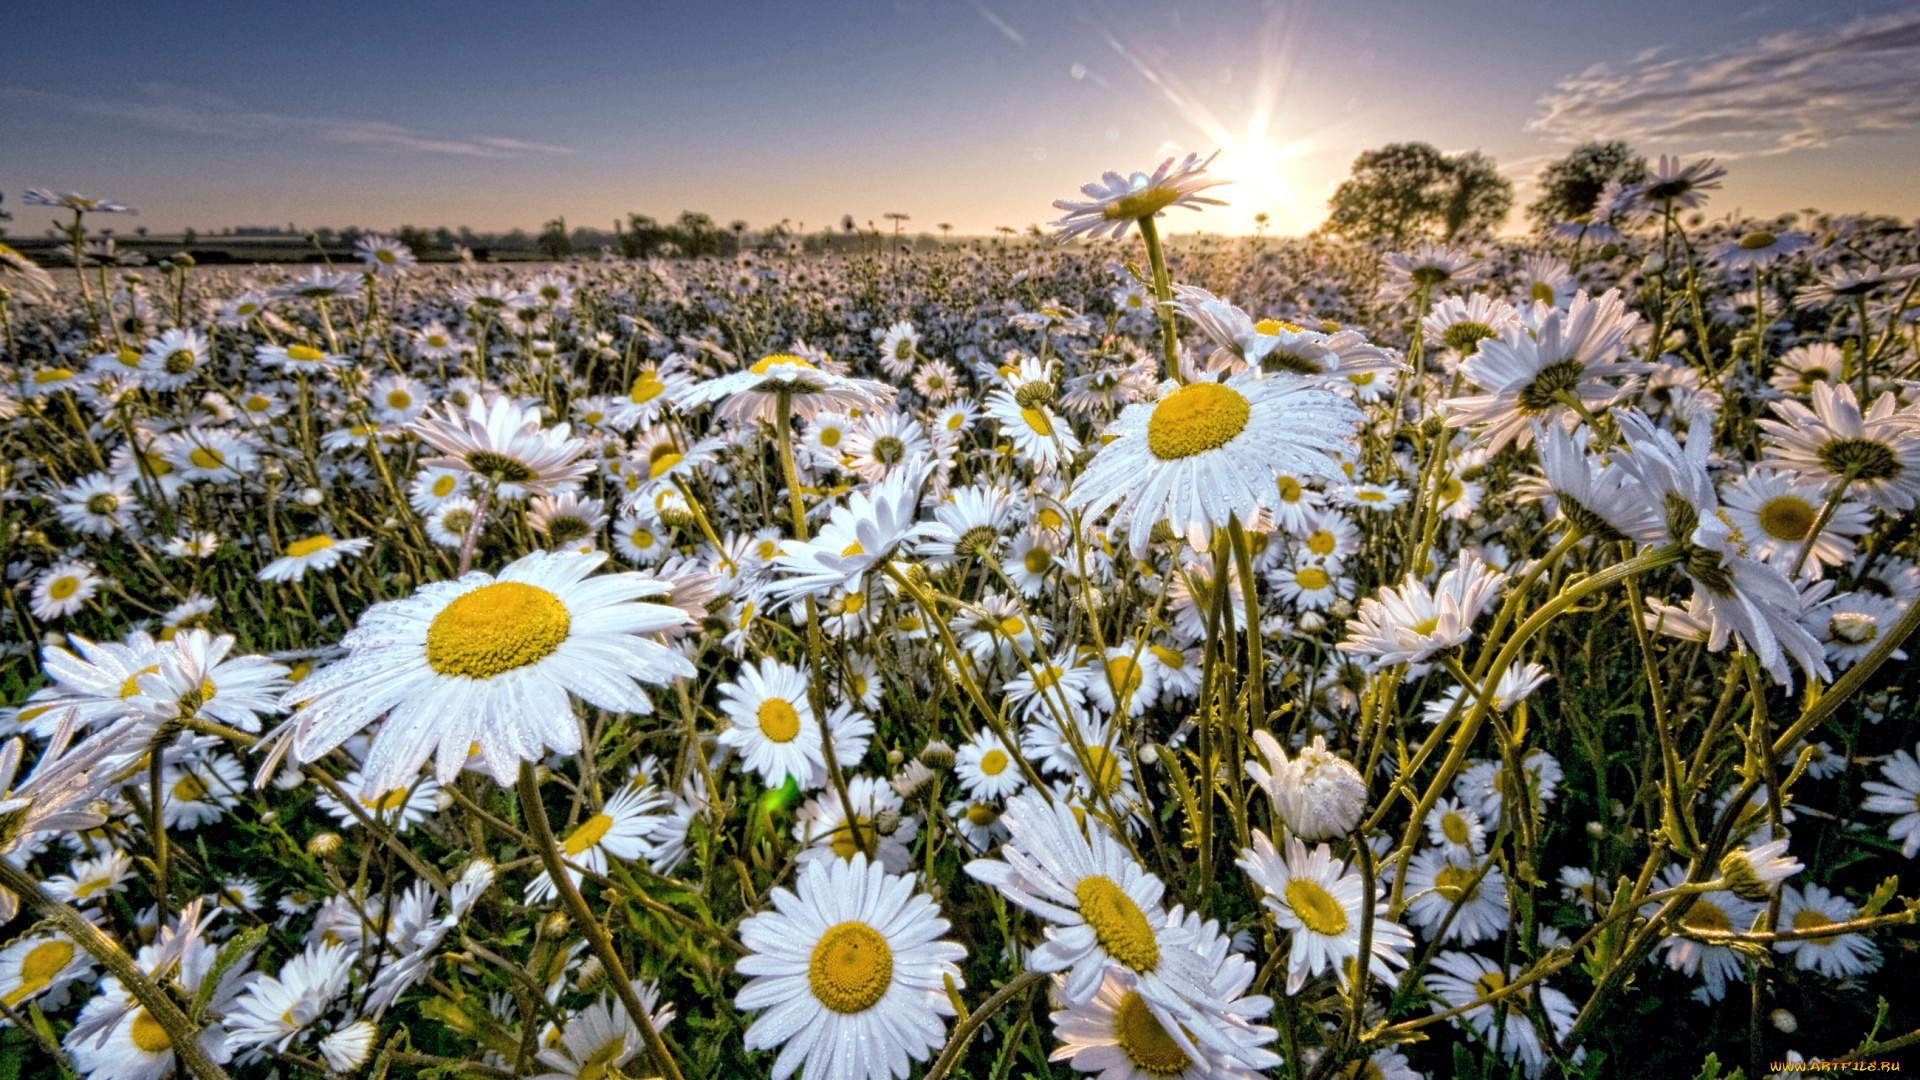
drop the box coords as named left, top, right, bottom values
left=1024, top=547, right=1052, bottom=575
left=1106, top=656, right=1143, bottom=697
left=116, top=348, right=142, bottom=368
left=1255, top=317, right=1304, bottom=335
left=1680, top=900, right=1731, bottom=934
left=1307, top=529, right=1337, bottom=556
left=1113, top=991, right=1192, bottom=1077
left=1758, top=496, right=1816, bottom=542
left=1148, top=382, right=1250, bottom=460
left=1532, top=281, right=1557, bottom=303
left=1102, top=187, right=1184, bottom=222
left=1037, top=507, right=1065, bottom=530
left=1149, top=644, right=1185, bottom=670
left=360, top=788, right=412, bottom=813
left=750, top=353, right=814, bottom=375
left=563, top=812, right=615, bottom=857
left=1433, top=864, right=1481, bottom=903
left=172, top=775, right=210, bottom=802
left=965, top=803, right=999, bottom=827
left=1473, top=970, right=1524, bottom=1015
left=757, top=698, right=801, bottom=743
left=1790, top=907, right=1843, bottom=947
left=189, top=447, right=225, bottom=470
left=287, top=345, right=325, bottom=363
left=245, top=395, right=272, bottom=412
left=1020, top=406, right=1052, bottom=436
left=119, top=666, right=160, bottom=699
left=130, top=1009, right=173, bottom=1054
left=648, top=446, right=683, bottom=479
left=629, top=372, right=665, bottom=404
left=1285, top=877, right=1349, bottom=936
left=808, top=921, right=892, bottom=1014
left=630, top=528, right=655, bottom=550
left=1739, top=231, right=1777, bottom=251
left=1083, top=745, right=1123, bottom=798
left=575, top=1037, right=627, bottom=1080
left=425, top=582, right=572, bottom=680
left=979, top=749, right=1009, bottom=776
left=1356, top=490, right=1386, bottom=503
left=1441, top=812, right=1471, bottom=846
left=998, top=616, right=1026, bottom=636
left=1295, top=566, right=1331, bottom=591
left=841, top=540, right=865, bottom=558
left=1439, top=477, right=1464, bottom=502
left=1076, top=875, right=1159, bottom=972
left=386, top=391, right=412, bottom=409
left=819, top=426, right=843, bottom=448
left=2, top=941, right=74, bottom=1006
left=286, top=535, right=335, bottom=558
left=432, top=475, right=458, bottom=497
left=829, top=814, right=874, bottom=860
left=48, top=577, right=80, bottom=601
left=34, top=368, right=74, bottom=384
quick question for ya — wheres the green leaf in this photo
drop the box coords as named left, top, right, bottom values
left=1692, top=1052, right=1722, bottom=1080
left=1453, top=1042, right=1484, bottom=1080
left=192, top=924, right=267, bottom=1023
left=1859, top=876, right=1899, bottom=918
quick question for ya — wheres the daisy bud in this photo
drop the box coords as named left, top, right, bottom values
left=1643, top=253, right=1666, bottom=273
left=1139, top=744, right=1159, bottom=766
left=918, top=740, right=955, bottom=767
left=541, top=911, right=571, bottom=939
left=1013, top=381, right=1056, bottom=409
left=873, top=808, right=904, bottom=836
left=274, top=765, right=305, bottom=790
left=1297, top=610, right=1326, bottom=633
left=1587, top=821, right=1606, bottom=838
left=890, top=761, right=934, bottom=799
left=307, top=832, right=342, bottom=858
left=886, top=748, right=905, bottom=765
left=1274, top=735, right=1366, bottom=841
left=298, top=487, right=324, bottom=506
left=1772, top=1008, right=1798, bottom=1034
left=319, top=1020, right=378, bottom=1073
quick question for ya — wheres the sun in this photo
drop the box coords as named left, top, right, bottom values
left=1213, top=134, right=1309, bottom=234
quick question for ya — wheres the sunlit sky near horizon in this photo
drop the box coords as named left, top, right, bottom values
left=5, top=0, right=1920, bottom=239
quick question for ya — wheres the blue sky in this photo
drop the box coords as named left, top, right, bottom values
left=4, top=0, right=1918, bottom=236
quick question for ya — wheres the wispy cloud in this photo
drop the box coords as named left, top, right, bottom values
left=973, top=3, right=1027, bottom=48
left=1529, top=8, right=1920, bottom=156
left=1, top=82, right=573, bottom=157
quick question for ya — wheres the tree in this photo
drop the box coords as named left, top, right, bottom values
left=1440, top=151, right=1513, bottom=240
left=619, top=214, right=669, bottom=258
left=1526, top=141, right=1648, bottom=230
left=537, top=216, right=571, bottom=260
left=397, top=225, right=436, bottom=256
left=1322, top=142, right=1513, bottom=244
left=668, top=212, right=726, bottom=257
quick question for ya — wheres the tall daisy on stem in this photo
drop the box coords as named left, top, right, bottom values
left=1050, top=153, right=1228, bottom=381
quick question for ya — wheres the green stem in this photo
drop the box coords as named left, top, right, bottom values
left=1136, top=216, right=1181, bottom=383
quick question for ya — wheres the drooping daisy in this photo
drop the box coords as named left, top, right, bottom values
left=1049, top=152, right=1229, bottom=241
left=410, top=394, right=592, bottom=501
left=1338, top=551, right=1504, bottom=666
left=678, top=351, right=894, bottom=424
left=1775, top=884, right=1881, bottom=978
left=31, top=561, right=101, bottom=620
left=736, top=854, right=966, bottom=1080
left=44, top=849, right=134, bottom=905
left=264, top=549, right=694, bottom=794
left=1070, top=372, right=1361, bottom=559
left=1245, top=732, right=1368, bottom=841
left=313, top=769, right=443, bottom=833
left=527, top=780, right=669, bottom=901
left=1236, top=830, right=1413, bottom=994
left=258, top=535, right=373, bottom=583
left=1424, top=950, right=1579, bottom=1079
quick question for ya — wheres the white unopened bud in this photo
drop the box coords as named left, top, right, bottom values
left=1249, top=732, right=1365, bottom=840
left=1771, top=1008, right=1798, bottom=1034
left=1643, top=253, right=1667, bottom=273
left=298, top=487, right=324, bottom=506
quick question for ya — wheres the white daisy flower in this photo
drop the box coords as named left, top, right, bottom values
left=1425, top=797, right=1487, bottom=859
left=1424, top=950, right=1579, bottom=1078
left=31, top=561, right=101, bottom=621
left=715, top=658, right=822, bottom=790
left=735, top=854, right=965, bottom=1080
left=410, top=394, right=592, bottom=501
left=223, top=941, right=352, bottom=1055
left=264, top=548, right=694, bottom=795
left=1049, top=153, right=1229, bottom=242
left=1775, top=884, right=1881, bottom=978
left=793, top=774, right=917, bottom=874
left=1645, top=865, right=1760, bottom=1003
left=0, top=932, right=93, bottom=1011
left=1860, top=743, right=1920, bottom=857
left=258, top=535, right=373, bottom=583
left=1236, top=829, right=1413, bottom=994
left=955, top=728, right=1026, bottom=800
left=1338, top=551, right=1505, bottom=666
left=1758, top=381, right=1920, bottom=512
left=1404, top=847, right=1509, bottom=945
left=527, top=780, right=669, bottom=901
left=533, top=980, right=675, bottom=1080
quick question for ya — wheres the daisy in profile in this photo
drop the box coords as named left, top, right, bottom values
left=223, top=942, right=353, bottom=1056
left=263, top=548, right=694, bottom=795
left=1770, top=343, right=1844, bottom=395
left=1380, top=244, right=1485, bottom=303
left=318, top=1021, right=379, bottom=1073
left=410, top=394, right=592, bottom=501
left=534, top=980, right=675, bottom=1080
left=677, top=351, right=893, bottom=424
left=955, top=728, right=1026, bottom=800
left=1532, top=421, right=1664, bottom=544
left=44, top=849, right=134, bottom=905
left=258, top=534, right=373, bottom=583
left=1775, top=884, right=1881, bottom=978
left=1237, top=830, right=1412, bottom=994
left=1338, top=551, right=1505, bottom=665
left=526, top=780, right=669, bottom=901
left=314, top=770, right=443, bottom=833
left=32, top=561, right=101, bottom=620
left=1861, top=743, right=1920, bottom=857
left=1712, top=228, right=1808, bottom=270
left=768, top=458, right=933, bottom=602
left=736, top=854, right=965, bottom=1080
left=1447, top=290, right=1646, bottom=451
left=529, top=492, right=609, bottom=553
left=1424, top=950, right=1579, bottom=1079
left=715, top=658, right=822, bottom=789
left=1758, top=381, right=1920, bottom=512
left=127, top=628, right=291, bottom=732
left=255, top=342, right=343, bottom=374
left=1631, top=154, right=1726, bottom=210
left=1068, top=371, right=1361, bottom=559
left=1049, top=152, right=1228, bottom=241
left=1049, top=962, right=1275, bottom=1080
left=0, top=932, right=92, bottom=1011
